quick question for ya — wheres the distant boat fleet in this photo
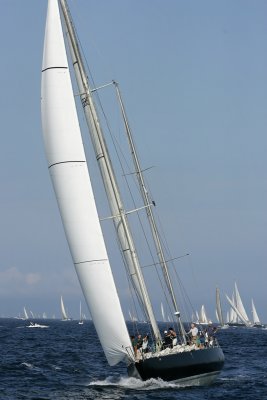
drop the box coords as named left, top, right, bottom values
left=217, top=283, right=265, bottom=329
left=15, top=296, right=87, bottom=325
left=13, top=286, right=265, bottom=329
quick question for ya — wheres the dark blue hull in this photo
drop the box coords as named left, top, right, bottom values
left=128, top=346, right=224, bottom=385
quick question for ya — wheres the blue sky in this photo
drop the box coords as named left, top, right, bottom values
left=0, top=0, right=266, bottom=323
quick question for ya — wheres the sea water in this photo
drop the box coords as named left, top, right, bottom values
left=0, top=318, right=266, bottom=399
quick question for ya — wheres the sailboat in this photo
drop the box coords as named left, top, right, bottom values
left=226, top=283, right=251, bottom=327
left=23, top=307, right=29, bottom=320
left=78, top=301, right=84, bottom=325
left=41, top=0, right=224, bottom=384
left=60, top=295, right=71, bottom=321
left=215, top=288, right=228, bottom=329
left=196, top=305, right=212, bottom=326
left=251, top=299, right=265, bottom=328
left=161, top=302, right=166, bottom=322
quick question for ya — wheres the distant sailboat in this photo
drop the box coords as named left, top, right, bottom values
left=60, top=296, right=71, bottom=321
left=78, top=301, right=84, bottom=325
left=226, top=283, right=251, bottom=327
left=196, top=305, right=212, bottom=325
left=128, top=310, right=138, bottom=322
left=23, top=307, right=29, bottom=320
left=234, top=283, right=250, bottom=323
left=161, top=302, right=166, bottom=322
left=229, top=292, right=238, bottom=324
left=251, top=299, right=265, bottom=328
left=215, top=288, right=228, bottom=329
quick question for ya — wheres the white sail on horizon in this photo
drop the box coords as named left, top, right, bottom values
left=251, top=299, right=261, bottom=325
left=234, top=282, right=250, bottom=323
left=23, top=307, right=29, bottom=320
left=216, top=288, right=224, bottom=326
left=225, top=294, right=251, bottom=327
left=161, top=302, right=166, bottom=322
left=60, top=296, right=69, bottom=320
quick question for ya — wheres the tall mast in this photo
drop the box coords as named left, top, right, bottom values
left=59, top=0, right=161, bottom=344
left=114, top=82, right=186, bottom=343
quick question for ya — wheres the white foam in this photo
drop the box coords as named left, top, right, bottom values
left=88, top=376, right=181, bottom=390
left=21, top=362, right=42, bottom=372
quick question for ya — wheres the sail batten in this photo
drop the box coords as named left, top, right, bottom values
left=41, top=0, right=133, bottom=366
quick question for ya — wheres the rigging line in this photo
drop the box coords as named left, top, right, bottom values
left=152, top=210, right=194, bottom=322
left=114, top=231, right=148, bottom=325
left=172, top=262, right=197, bottom=321
left=98, top=90, right=185, bottom=328
left=120, top=234, right=154, bottom=340
left=141, top=254, right=190, bottom=269
left=63, top=4, right=158, bottom=257
left=111, top=187, right=172, bottom=336
left=122, top=166, right=155, bottom=177
left=90, top=80, right=153, bottom=215
left=69, top=24, right=178, bottom=330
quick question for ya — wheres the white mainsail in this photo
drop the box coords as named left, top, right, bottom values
left=251, top=299, right=261, bottom=325
left=60, top=296, right=69, bottom=320
left=41, top=0, right=133, bottom=366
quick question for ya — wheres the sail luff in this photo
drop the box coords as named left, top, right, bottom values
left=59, top=0, right=161, bottom=344
left=41, top=0, right=133, bottom=366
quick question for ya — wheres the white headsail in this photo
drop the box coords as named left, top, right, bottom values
left=234, top=282, right=250, bottom=323
left=60, top=296, right=69, bottom=320
left=41, top=0, right=133, bottom=365
left=251, top=299, right=261, bottom=325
